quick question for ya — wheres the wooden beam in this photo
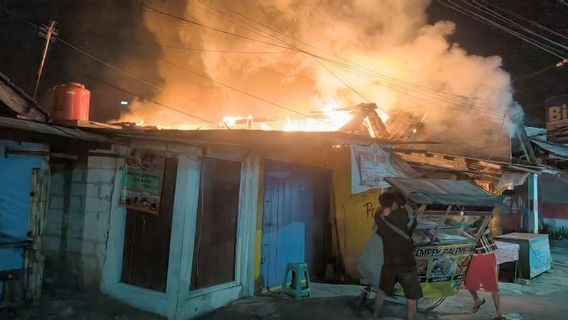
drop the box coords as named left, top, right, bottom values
left=0, top=76, right=48, bottom=122
left=5, top=149, right=78, bottom=160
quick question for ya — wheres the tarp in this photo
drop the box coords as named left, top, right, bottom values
left=530, top=138, right=568, bottom=159
left=384, top=178, right=500, bottom=207
left=495, top=171, right=530, bottom=194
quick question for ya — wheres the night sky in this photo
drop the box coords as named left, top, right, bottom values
left=0, top=0, right=566, bottom=125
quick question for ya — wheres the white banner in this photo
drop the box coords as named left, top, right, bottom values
left=351, top=143, right=417, bottom=194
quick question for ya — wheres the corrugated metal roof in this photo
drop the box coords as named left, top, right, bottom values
left=86, top=128, right=437, bottom=149
left=530, top=138, right=568, bottom=159
left=0, top=72, right=49, bottom=121
left=0, top=116, right=110, bottom=143
left=384, top=177, right=500, bottom=206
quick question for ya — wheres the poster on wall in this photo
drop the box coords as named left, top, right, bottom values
left=119, top=149, right=165, bottom=215
left=351, top=143, right=418, bottom=194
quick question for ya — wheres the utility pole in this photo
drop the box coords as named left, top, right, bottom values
left=34, top=20, right=58, bottom=100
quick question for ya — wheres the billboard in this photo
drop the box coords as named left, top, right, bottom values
left=546, top=94, right=568, bottom=143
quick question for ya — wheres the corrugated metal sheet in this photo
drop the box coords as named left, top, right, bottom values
left=0, top=116, right=110, bottom=143
left=384, top=177, right=500, bottom=206
left=530, top=138, right=568, bottom=159
left=86, top=127, right=439, bottom=150
left=0, top=72, right=48, bottom=121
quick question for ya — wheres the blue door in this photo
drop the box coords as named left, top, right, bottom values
left=260, top=163, right=315, bottom=290
left=0, top=142, right=47, bottom=304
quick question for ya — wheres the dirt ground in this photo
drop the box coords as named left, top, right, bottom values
left=3, top=248, right=568, bottom=320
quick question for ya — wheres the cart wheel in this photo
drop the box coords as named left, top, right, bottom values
left=417, top=297, right=446, bottom=312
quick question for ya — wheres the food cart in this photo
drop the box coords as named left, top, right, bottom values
left=358, top=178, right=500, bottom=311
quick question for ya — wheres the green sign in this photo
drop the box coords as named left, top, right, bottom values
left=119, top=150, right=165, bottom=214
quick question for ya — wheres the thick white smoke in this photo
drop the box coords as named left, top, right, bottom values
left=119, top=0, right=518, bottom=160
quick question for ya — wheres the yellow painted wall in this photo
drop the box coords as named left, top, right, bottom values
left=328, top=147, right=381, bottom=281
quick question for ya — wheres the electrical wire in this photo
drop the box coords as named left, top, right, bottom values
left=439, top=0, right=566, bottom=57
left=0, top=6, right=219, bottom=126
left=190, top=2, right=502, bottom=115
left=438, top=0, right=568, bottom=60
left=157, top=58, right=321, bottom=121
left=216, top=0, right=494, bottom=105
left=467, top=0, right=568, bottom=51
left=314, top=58, right=370, bottom=103
left=143, top=5, right=294, bottom=51
left=1, top=3, right=527, bottom=125
left=153, top=44, right=286, bottom=54
left=482, top=1, right=568, bottom=43
left=1, top=5, right=327, bottom=124
left=147, top=3, right=502, bottom=119
left=166, top=1, right=498, bottom=108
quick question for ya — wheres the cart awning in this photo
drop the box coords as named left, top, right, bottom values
left=384, top=177, right=500, bottom=207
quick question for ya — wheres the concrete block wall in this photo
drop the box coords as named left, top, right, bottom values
left=81, top=156, right=118, bottom=285
left=44, top=154, right=119, bottom=288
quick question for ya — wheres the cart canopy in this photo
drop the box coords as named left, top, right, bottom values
left=384, top=178, right=500, bottom=207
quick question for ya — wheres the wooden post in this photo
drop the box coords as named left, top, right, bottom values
left=25, top=168, right=49, bottom=301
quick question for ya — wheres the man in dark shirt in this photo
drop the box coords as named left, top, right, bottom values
left=372, top=191, right=422, bottom=320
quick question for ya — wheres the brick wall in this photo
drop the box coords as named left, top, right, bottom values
left=45, top=154, right=118, bottom=287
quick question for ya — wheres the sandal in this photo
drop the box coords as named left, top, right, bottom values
left=472, top=298, right=486, bottom=313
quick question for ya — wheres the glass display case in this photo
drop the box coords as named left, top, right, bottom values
left=411, top=210, right=491, bottom=297
left=383, top=177, right=499, bottom=298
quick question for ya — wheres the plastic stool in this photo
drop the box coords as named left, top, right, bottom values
left=282, top=262, right=311, bottom=300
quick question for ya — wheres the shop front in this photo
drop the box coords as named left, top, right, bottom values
left=101, top=144, right=260, bottom=319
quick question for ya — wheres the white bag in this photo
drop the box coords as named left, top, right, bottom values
left=357, top=231, right=384, bottom=288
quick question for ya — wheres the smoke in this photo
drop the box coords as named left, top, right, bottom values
left=119, top=0, right=518, bottom=160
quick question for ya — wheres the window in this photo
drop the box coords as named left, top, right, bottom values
left=121, top=157, right=178, bottom=292
left=190, top=158, right=241, bottom=290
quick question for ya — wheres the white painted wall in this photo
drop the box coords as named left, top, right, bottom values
left=101, top=146, right=260, bottom=320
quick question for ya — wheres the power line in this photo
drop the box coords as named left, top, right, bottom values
left=159, top=1, right=497, bottom=109
left=437, top=0, right=568, bottom=60
left=483, top=1, right=568, bottom=43
left=0, top=6, right=219, bottom=125
left=1, top=3, right=520, bottom=125
left=143, top=5, right=294, bottom=51
left=203, top=0, right=495, bottom=103
left=201, top=0, right=514, bottom=120
left=157, top=58, right=320, bottom=120
left=314, top=58, right=370, bottom=103
left=438, top=0, right=566, bottom=58
left=467, top=0, right=568, bottom=51
left=0, top=5, right=321, bottom=124
left=153, top=43, right=286, bottom=54
left=57, top=39, right=161, bottom=90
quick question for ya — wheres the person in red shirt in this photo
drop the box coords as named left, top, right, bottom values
left=465, top=218, right=504, bottom=320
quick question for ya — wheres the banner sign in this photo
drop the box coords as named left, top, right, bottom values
left=415, top=243, right=475, bottom=284
left=119, top=149, right=165, bottom=215
left=394, top=242, right=476, bottom=297
left=417, top=243, right=475, bottom=297
left=351, top=143, right=418, bottom=194
left=546, top=94, right=568, bottom=143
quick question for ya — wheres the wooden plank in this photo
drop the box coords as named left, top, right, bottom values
left=0, top=81, right=30, bottom=114
left=25, top=169, right=49, bottom=301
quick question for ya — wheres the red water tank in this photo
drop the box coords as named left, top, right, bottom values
left=53, top=82, right=90, bottom=122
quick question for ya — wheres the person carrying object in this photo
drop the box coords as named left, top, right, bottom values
left=372, top=191, right=422, bottom=320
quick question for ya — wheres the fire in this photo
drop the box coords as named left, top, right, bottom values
left=221, top=100, right=355, bottom=132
